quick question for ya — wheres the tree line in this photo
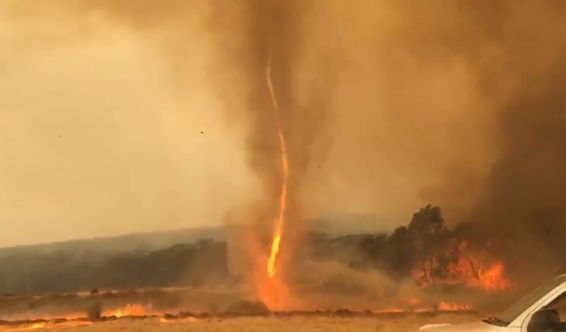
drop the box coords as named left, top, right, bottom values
left=0, top=204, right=503, bottom=295
left=307, top=205, right=500, bottom=289
left=0, top=239, right=228, bottom=294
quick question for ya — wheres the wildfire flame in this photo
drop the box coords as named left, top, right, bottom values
left=102, top=304, right=148, bottom=318
left=0, top=320, right=94, bottom=331
left=4, top=323, right=47, bottom=332
left=260, top=48, right=289, bottom=309
left=370, top=299, right=473, bottom=314
left=438, top=301, right=473, bottom=312
left=413, top=241, right=513, bottom=291
left=159, top=317, right=196, bottom=323
left=0, top=300, right=477, bottom=331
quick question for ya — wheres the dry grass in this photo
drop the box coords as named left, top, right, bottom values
left=25, top=315, right=478, bottom=332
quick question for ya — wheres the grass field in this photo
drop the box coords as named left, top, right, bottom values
left=0, top=314, right=479, bottom=332
left=0, top=286, right=499, bottom=332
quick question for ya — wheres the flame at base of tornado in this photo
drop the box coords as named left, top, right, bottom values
left=256, top=49, right=290, bottom=311
left=258, top=273, right=289, bottom=311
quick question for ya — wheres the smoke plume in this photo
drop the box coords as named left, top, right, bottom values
left=379, top=0, right=566, bottom=281
left=3, top=0, right=566, bottom=286
left=0, top=0, right=497, bottom=242
left=462, top=1, right=566, bottom=280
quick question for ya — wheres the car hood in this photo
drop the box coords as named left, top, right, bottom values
left=418, top=322, right=505, bottom=332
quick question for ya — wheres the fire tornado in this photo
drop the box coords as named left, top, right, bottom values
left=266, top=49, right=288, bottom=280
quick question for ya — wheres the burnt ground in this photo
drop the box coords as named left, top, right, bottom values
left=0, top=287, right=494, bottom=330
left=0, top=285, right=518, bottom=323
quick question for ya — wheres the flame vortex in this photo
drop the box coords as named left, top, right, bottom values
left=266, top=49, right=288, bottom=280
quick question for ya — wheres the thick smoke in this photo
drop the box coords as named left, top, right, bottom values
left=1, top=0, right=495, bottom=243
left=208, top=0, right=341, bottom=276
left=0, top=0, right=257, bottom=247
left=394, top=1, right=566, bottom=281
left=464, top=2, right=566, bottom=281
left=4, top=0, right=566, bottom=289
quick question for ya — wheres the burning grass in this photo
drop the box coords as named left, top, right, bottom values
left=0, top=289, right=484, bottom=331
left=0, top=310, right=480, bottom=332
left=0, top=280, right=511, bottom=322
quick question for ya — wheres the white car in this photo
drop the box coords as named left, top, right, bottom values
left=419, top=274, right=566, bottom=332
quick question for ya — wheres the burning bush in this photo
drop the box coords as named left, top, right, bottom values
left=356, top=205, right=513, bottom=292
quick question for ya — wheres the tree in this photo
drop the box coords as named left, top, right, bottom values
left=383, top=226, right=416, bottom=278
left=408, top=205, right=448, bottom=286
left=358, top=234, right=387, bottom=269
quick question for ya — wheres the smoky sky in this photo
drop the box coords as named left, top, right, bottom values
left=2, top=0, right=566, bottom=271
left=463, top=1, right=566, bottom=278
left=0, top=0, right=255, bottom=247
left=394, top=1, right=566, bottom=279
left=208, top=0, right=339, bottom=245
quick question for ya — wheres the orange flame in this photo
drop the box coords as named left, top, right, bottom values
left=370, top=299, right=472, bottom=314
left=3, top=322, right=47, bottom=332
left=102, top=304, right=148, bottom=318
left=160, top=317, right=197, bottom=323
left=439, top=300, right=473, bottom=311
left=471, top=261, right=512, bottom=290
left=0, top=320, right=94, bottom=332
left=412, top=241, right=513, bottom=291
left=266, top=125, right=287, bottom=279
left=262, top=48, right=289, bottom=309
left=0, top=304, right=160, bottom=331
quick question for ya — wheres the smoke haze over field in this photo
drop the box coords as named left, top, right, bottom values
left=1, top=0, right=565, bottom=276
left=457, top=2, right=566, bottom=279
left=0, top=1, right=254, bottom=246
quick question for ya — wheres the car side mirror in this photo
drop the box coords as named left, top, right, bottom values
left=528, top=309, right=560, bottom=332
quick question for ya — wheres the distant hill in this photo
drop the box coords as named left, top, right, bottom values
left=0, top=225, right=231, bottom=256
left=0, top=213, right=394, bottom=257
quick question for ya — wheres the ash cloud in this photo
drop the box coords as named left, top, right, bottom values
left=389, top=1, right=566, bottom=281
left=463, top=2, right=566, bottom=280
left=0, top=0, right=254, bottom=247
left=0, top=0, right=497, bottom=245
left=208, top=0, right=340, bottom=269
left=4, top=0, right=566, bottom=288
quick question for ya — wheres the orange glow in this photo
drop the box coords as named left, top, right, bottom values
left=0, top=320, right=94, bottom=332
left=370, top=300, right=472, bottom=314
left=266, top=127, right=287, bottom=279
left=454, top=241, right=513, bottom=291
left=258, top=274, right=289, bottom=310
left=0, top=300, right=476, bottom=331
left=102, top=304, right=148, bottom=317
left=261, top=48, right=289, bottom=309
left=0, top=304, right=156, bottom=331
left=3, top=322, right=47, bottom=332
left=413, top=241, right=513, bottom=291
left=439, top=300, right=473, bottom=312
left=466, top=261, right=512, bottom=290
left=160, top=317, right=197, bottom=323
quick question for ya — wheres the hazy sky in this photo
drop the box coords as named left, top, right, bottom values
left=0, top=5, right=257, bottom=247
left=0, top=1, right=501, bottom=247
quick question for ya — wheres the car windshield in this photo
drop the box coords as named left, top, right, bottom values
left=494, top=275, right=566, bottom=325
